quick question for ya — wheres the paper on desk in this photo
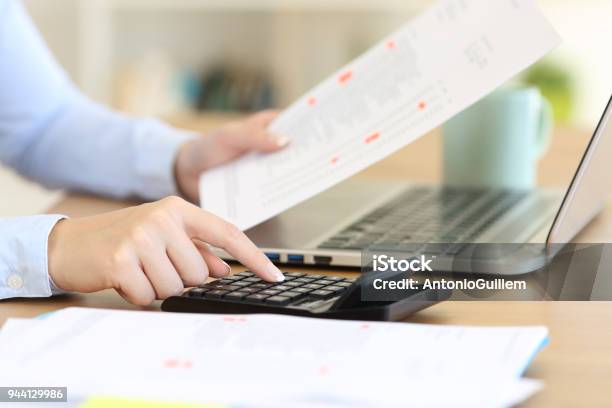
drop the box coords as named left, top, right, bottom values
left=0, top=308, right=548, bottom=407
left=199, top=0, right=560, bottom=230
left=0, top=317, right=40, bottom=348
left=74, top=378, right=543, bottom=408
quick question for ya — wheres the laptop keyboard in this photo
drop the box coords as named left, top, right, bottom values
left=186, top=271, right=356, bottom=306
left=318, top=187, right=527, bottom=252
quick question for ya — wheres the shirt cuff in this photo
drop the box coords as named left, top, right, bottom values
left=132, top=118, right=198, bottom=200
left=0, top=214, right=66, bottom=299
left=49, top=271, right=68, bottom=296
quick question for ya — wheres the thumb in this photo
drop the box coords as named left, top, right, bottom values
left=229, top=129, right=289, bottom=153
left=242, top=109, right=289, bottom=152
left=252, top=130, right=290, bottom=152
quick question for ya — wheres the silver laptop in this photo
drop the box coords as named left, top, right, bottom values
left=218, top=95, right=612, bottom=275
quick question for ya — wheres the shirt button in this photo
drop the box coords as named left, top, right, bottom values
left=7, top=274, right=24, bottom=290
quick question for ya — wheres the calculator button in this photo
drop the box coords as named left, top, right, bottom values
left=214, top=284, right=241, bottom=291
left=280, top=291, right=306, bottom=300
left=326, top=276, right=346, bottom=281
left=260, top=289, right=281, bottom=296
left=303, top=283, right=324, bottom=290
left=294, top=277, right=316, bottom=283
left=245, top=293, right=269, bottom=302
left=310, top=289, right=334, bottom=299
left=251, top=283, right=273, bottom=289
left=274, top=285, right=293, bottom=291
left=325, top=285, right=346, bottom=294
left=283, top=281, right=301, bottom=287
left=285, top=272, right=306, bottom=277
left=201, top=281, right=222, bottom=287
left=334, top=281, right=352, bottom=287
left=315, top=279, right=335, bottom=286
left=199, top=284, right=220, bottom=290
left=225, top=291, right=249, bottom=301
left=187, top=288, right=207, bottom=297
left=244, top=277, right=262, bottom=283
left=265, top=295, right=291, bottom=305
left=205, top=289, right=229, bottom=298
left=232, top=281, right=251, bottom=287
left=290, top=287, right=312, bottom=294
left=236, top=271, right=254, bottom=277
left=239, top=287, right=260, bottom=294
left=220, top=275, right=243, bottom=282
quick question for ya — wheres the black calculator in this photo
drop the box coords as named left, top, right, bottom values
left=162, top=271, right=448, bottom=321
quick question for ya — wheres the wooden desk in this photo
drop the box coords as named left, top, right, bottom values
left=2, top=124, right=612, bottom=407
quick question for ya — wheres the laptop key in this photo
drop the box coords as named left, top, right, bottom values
left=232, top=281, right=251, bottom=287
left=285, top=272, right=306, bottom=277
left=303, top=283, right=324, bottom=290
left=446, top=243, right=466, bottom=255
left=319, top=241, right=347, bottom=249
left=343, top=244, right=367, bottom=250
left=423, top=243, right=453, bottom=254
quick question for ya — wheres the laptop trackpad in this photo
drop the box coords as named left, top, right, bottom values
left=245, top=179, right=405, bottom=249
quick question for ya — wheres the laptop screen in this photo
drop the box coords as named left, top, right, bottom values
left=547, top=94, right=612, bottom=246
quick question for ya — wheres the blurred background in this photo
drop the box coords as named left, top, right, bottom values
left=2, top=0, right=612, bottom=215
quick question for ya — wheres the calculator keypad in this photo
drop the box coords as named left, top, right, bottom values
left=185, top=271, right=355, bottom=306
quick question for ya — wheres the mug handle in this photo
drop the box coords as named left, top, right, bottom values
left=535, top=96, right=553, bottom=159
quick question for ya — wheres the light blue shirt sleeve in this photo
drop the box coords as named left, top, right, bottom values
left=0, top=0, right=196, bottom=299
left=0, top=215, right=66, bottom=299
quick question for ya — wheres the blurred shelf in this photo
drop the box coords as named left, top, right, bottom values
left=107, top=0, right=429, bottom=12
left=78, top=0, right=427, bottom=105
left=163, top=111, right=245, bottom=132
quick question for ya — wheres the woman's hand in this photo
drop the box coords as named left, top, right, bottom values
left=48, top=196, right=285, bottom=305
left=174, top=110, right=288, bottom=202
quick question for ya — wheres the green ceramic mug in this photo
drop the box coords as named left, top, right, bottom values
left=443, top=86, right=553, bottom=189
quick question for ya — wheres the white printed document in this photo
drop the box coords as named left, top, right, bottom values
left=199, top=0, right=560, bottom=230
left=0, top=308, right=548, bottom=407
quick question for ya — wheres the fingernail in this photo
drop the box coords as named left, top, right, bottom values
left=267, top=263, right=285, bottom=282
left=221, top=260, right=231, bottom=276
left=273, top=135, right=290, bottom=147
